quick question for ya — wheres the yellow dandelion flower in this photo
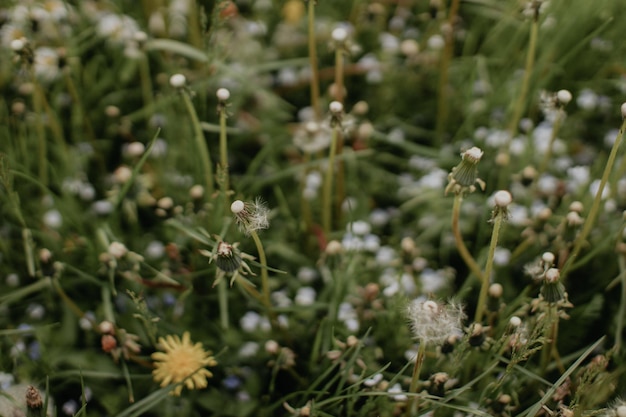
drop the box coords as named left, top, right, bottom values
left=151, top=331, right=217, bottom=396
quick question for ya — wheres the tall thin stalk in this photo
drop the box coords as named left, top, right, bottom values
left=405, top=343, right=426, bottom=417
left=475, top=208, right=505, bottom=323
left=451, top=194, right=484, bottom=281
left=323, top=125, right=340, bottom=236
left=307, top=0, right=321, bottom=120
left=435, top=0, right=462, bottom=144
left=181, top=90, right=215, bottom=197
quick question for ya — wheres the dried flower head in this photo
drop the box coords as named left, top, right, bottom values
left=152, top=331, right=217, bottom=396
left=199, top=238, right=256, bottom=287
left=445, top=147, right=486, bottom=195
left=406, top=299, right=465, bottom=346
left=231, top=198, right=270, bottom=235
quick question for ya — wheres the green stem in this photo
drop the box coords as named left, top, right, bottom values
left=434, top=0, right=461, bottom=144
left=32, top=81, right=47, bottom=187
left=535, top=110, right=564, bottom=183
left=219, top=106, right=230, bottom=194
left=615, top=254, right=626, bottom=352
left=451, top=194, right=484, bottom=281
left=560, top=119, right=626, bottom=280
left=475, top=210, right=504, bottom=323
left=250, top=230, right=272, bottom=316
left=218, top=278, right=229, bottom=330
left=334, top=48, right=344, bottom=103
left=307, top=0, right=321, bottom=120
left=406, top=343, right=426, bottom=417
left=139, top=52, right=154, bottom=110
left=323, top=126, right=339, bottom=236
left=181, top=91, right=214, bottom=196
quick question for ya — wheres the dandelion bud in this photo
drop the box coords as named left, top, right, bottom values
left=468, top=323, right=485, bottom=347
left=427, top=372, right=450, bottom=396
left=231, top=200, right=245, bottom=214
left=216, top=88, right=230, bottom=101
left=541, top=252, right=555, bottom=266
left=494, top=190, right=512, bottom=208
left=331, top=27, right=348, bottom=43
left=26, top=385, right=43, bottom=411
left=265, top=340, right=280, bottom=354
left=101, top=334, right=117, bottom=352
left=325, top=240, right=343, bottom=255
left=545, top=268, right=560, bottom=283
left=329, top=101, right=343, bottom=114
left=169, top=73, right=186, bottom=88
left=215, top=241, right=242, bottom=273
left=621, top=102, right=626, bottom=119
left=189, top=184, right=204, bottom=199
left=445, top=146, right=485, bottom=195
left=509, top=316, right=522, bottom=327
left=541, top=268, right=566, bottom=303
left=556, top=89, right=572, bottom=105
left=108, top=242, right=128, bottom=259
left=566, top=211, right=583, bottom=227
left=99, top=320, right=115, bottom=334
left=569, top=201, right=584, bottom=213
left=488, top=283, right=503, bottom=298
left=11, top=38, right=26, bottom=51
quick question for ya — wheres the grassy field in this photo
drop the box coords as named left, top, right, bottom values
left=2, top=0, right=626, bottom=416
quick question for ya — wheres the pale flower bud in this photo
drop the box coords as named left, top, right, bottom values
left=541, top=252, right=555, bottom=265
left=216, top=88, right=230, bottom=101
left=488, top=283, right=503, bottom=298
left=494, top=190, right=512, bottom=208
left=545, top=268, right=560, bottom=283
left=169, top=73, right=186, bottom=88
left=331, top=27, right=348, bottom=43
left=329, top=101, right=343, bottom=114
left=231, top=200, right=245, bottom=214
left=621, top=102, right=626, bottom=119
left=509, top=316, right=522, bottom=327
left=556, top=89, right=572, bottom=105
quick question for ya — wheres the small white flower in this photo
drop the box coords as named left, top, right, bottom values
left=295, top=287, right=316, bottom=306
left=388, top=383, right=408, bottom=402
left=363, top=373, right=383, bottom=387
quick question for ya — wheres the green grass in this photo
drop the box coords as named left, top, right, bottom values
left=1, top=0, right=626, bottom=416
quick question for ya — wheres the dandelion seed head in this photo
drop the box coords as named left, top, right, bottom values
left=406, top=299, right=465, bottom=346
